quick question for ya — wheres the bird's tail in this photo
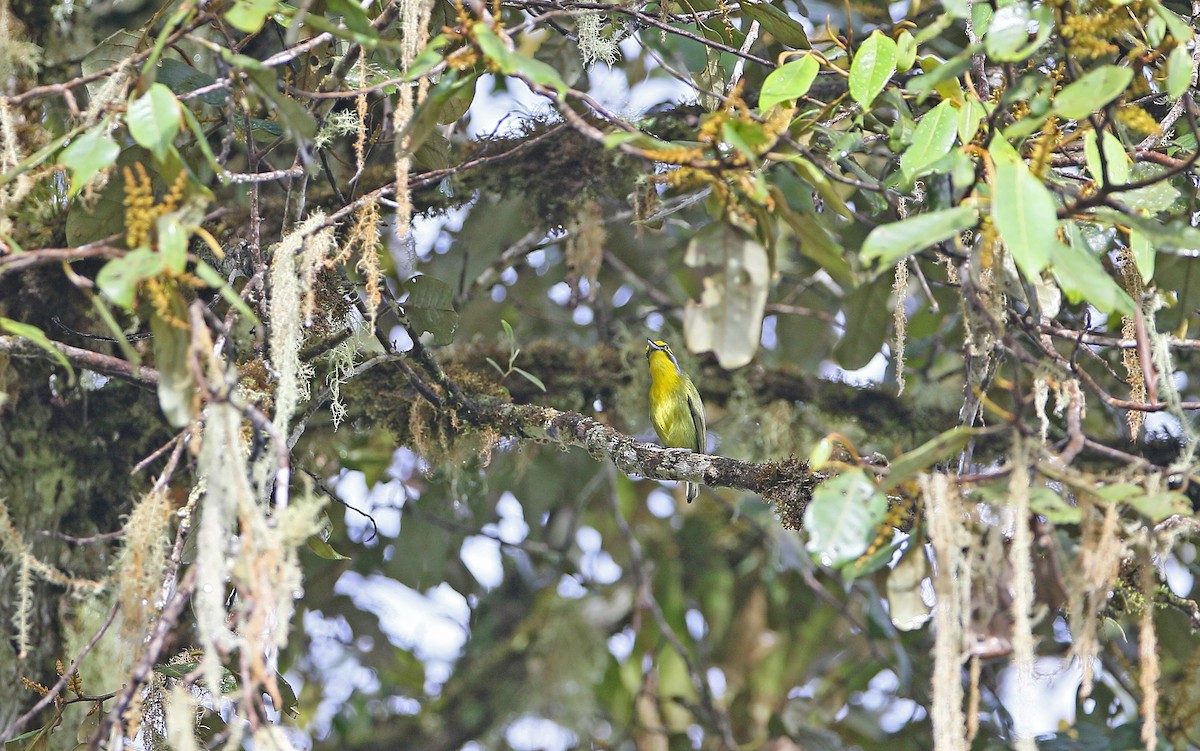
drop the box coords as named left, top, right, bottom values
left=686, top=482, right=699, bottom=503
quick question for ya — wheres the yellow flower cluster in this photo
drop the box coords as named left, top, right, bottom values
left=122, top=163, right=187, bottom=249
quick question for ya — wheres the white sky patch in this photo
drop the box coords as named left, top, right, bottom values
left=997, top=656, right=1087, bottom=737
left=461, top=536, right=503, bottom=588
left=505, top=715, right=578, bottom=751
left=334, top=573, right=469, bottom=665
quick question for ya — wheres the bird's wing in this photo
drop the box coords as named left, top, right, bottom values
left=686, top=387, right=706, bottom=454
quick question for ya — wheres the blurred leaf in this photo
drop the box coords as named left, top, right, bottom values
left=474, top=23, right=567, bottom=94
left=97, top=249, right=166, bottom=310
left=156, top=214, right=188, bottom=274
left=896, top=30, right=917, bottom=72
left=1029, top=487, right=1081, bottom=524
left=849, top=31, right=896, bottom=107
left=1168, top=44, right=1193, bottom=99
left=833, top=276, right=890, bottom=369
left=990, top=137, right=1058, bottom=278
left=883, top=426, right=983, bottom=491
left=194, top=261, right=259, bottom=324
left=157, top=58, right=225, bottom=106
left=957, top=95, right=989, bottom=142
left=1083, top=129, right=1130, bottom=186
left=758, top=55, right=818, bottom=111
left=683, top=224, right=770, bottom=368
left=1125, top=491, right=1190, bottom=522
left=82, top=30, right=141, bottom=99
left=860, top=205, right=978, bottom=269
left=126, top=83, right=182, bottom=162
left=899, top=99, right=958, bottom=181
left=59, top=126, right=120, bottom=198
left=984, top=0, right=1050, bottom=61
left=1053, top=65, right=1134, bottom=120
left=307, top=536, right=352, bottom=560
left=151, top=296, right=195, bottom=428
left=403, top=275, right=458, bottom=345
left=737, top=0, right=810, bottom=48
left=1054, top=227, right=1135, bottom=316
left=0, top=318, right=75, bottom=385
left=1147, top=0, right=1194, bottom=43
left=1130, top=228, right=1155, bottom=281
left=804, top=469, right=888, bottom=568
left=225, top=0, right=276, bottom=33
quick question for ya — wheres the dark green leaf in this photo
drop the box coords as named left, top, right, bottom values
left=157, top=58, right=225, bottom=106
left=737, top=0, right=810, bottom=49
left=403, top=275, right=458, bottom=345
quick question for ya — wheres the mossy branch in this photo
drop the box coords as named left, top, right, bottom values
left=474, top=399, right=817, bottom=517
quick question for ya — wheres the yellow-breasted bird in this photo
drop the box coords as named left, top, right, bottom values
left=645, top=339, right=706, bottom=502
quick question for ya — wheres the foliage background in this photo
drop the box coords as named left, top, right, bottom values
left=3, top=0, right=1200, bottom=749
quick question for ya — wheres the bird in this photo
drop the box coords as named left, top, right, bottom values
left=644, top=338, right=706, bottom=502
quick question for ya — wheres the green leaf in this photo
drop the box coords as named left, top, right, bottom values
left=473, top=23, right=567, bottom=95
left=736, top=0, right=810, bottom=49
left=772, top=189, right=854, bottom=286
left=1053, top=228, right=1135, bottom=316
left=0, top=318, right=75, bottom=385
left=151, top=298, right=195, bottom=429
left=82, top=30, right=141, bottom=99
left=157, top=58, right=225, bottom=106
left=1126, top=491, right=1190, bottom=522
left=156, top=214, right=188, bottom=274
left=1147, top=0, right=1194, bottom=44
left=127, top=83, right=181, bottom=162
left=1130, top=228, right=1155, bottom=281
left=307, top=535, right=352, bottom=560
left=511, top=366, right=547, bottom=392
left=758, top=55, right=819, bottom=111
left=59, top=127, right=120, bottom=198
left=883, top=426, right=985, bottom=491
left=984, top=1, right=1033, bottom=61
left=833, top=276, right=890, bottom=369
left=225, top=0, right=276, bottom=33
left=900, top=99, right=958, bottom=181
left=97, top=249, right=166, bottom=310
left=1029, top=487, right=1081, bottom=524
left=990, top=137, right=1058, bottom=278
left=957, top=96, right=989, bottom=143
left=1083, top=129, right=1130, bottom=186
left=860, top=205, right=978, bottom=268
left=406, top=34, right=451, bottom=81
left=803, top=469, right=889, bottom=568
left=1053, top=65, right=1134, bottom=119
left=403, top=275, right=458, bottom=345
left=895, top=30, right=917, bottom=72
left=1168, top=44, right=1193, bottom=98
left=849, top=31, right=897, bottom=107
